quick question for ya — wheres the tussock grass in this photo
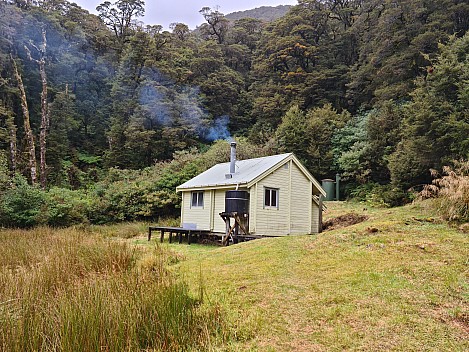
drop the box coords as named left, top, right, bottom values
left=87, top=221, right=150, bottom=239
left=86, top=217, right=179, bottom=239
left=0, top=227, right=224, bottom=351
left=422, top=161, right=469, bottom=222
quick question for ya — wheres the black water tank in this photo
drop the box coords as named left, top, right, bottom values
left=225, top=190, right=250, bottom=214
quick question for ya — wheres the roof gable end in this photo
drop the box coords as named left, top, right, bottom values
left=247, top=154, right=326, bottom=196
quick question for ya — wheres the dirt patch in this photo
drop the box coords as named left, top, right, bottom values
left=459, top=223, right=469, bottom=233
left=322, top=213, right=369, bottom=231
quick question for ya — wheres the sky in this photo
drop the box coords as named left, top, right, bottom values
left=73, top=0, right=298, bottom=29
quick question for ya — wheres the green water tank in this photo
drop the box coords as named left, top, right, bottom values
left=321, top=179, right=335, bottom=201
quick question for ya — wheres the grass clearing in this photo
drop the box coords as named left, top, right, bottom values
left=1, top=201, right=467, bottom=351
left=153, top=201, right=469, bottom=351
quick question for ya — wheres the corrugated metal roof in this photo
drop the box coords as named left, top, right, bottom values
left=177, top=153, right=292, bottom=190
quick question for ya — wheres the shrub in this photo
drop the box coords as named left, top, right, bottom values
left=421, top=161, right=469, bottom=222
left=347, top=182, right=377, bottom=202
left=348, top=182, right=412, bottom=207
left=370, top=185, right=413, bottom=207
left=0, top=175, right=48, bottom=228
left=46, top=188, right=91, bottom=227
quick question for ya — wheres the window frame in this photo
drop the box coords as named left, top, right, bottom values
left=264, top=187, right=279, bottom=209
left=190, top=191, right=204, bottom=208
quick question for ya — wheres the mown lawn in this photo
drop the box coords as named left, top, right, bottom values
left=149, top=201, right=469, bottom=351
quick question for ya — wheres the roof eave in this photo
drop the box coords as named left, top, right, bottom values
left=176, top=182, right=249, bottom=192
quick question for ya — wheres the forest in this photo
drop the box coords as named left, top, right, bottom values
left=0, top=0, right=468, bottom=227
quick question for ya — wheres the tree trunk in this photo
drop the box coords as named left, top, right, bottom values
left=10, top=53, right=37, bottom=184
left=7, top=114, right=17, bottom=175
left=26, top=28, right=49, bottom=189
left=38, top=28, right=49, bottom=190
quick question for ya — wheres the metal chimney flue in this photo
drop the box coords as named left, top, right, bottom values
left=230, top=141, right=236, bottom=174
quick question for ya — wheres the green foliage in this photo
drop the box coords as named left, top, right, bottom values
left=365, top=101, right=404, bottom=181
left=389, top=33, right=469, bottom=189
left=77, top=152, right=102, bottom=165
left=90, top=175, right=177, bottom=222
left=96, top=0, right=145, bottom=52
left=276, top=104, right=349, bottom=178
left=199, top=7, right=230, bottom=44
left=47, top=89, right=80, bottom=185
left=45, top=187, right=91, bottom=227
left=349, top=183, right=413, bottom=208
left=0, top=175, right=47, bottom=227
left=275, top=105, right=309, bottom=160
left=332, top=111, right=371, bottom=183
left=0, top=0, right=468, bottom=214
left=333, top=102, right=404, bottom=185
left=2, top=139, right=268, bottom=228
left=0, top=151, right=9, bottom=194
left=388, top=138, right=434, bottom=190
left=225, top=5, right=291, bottom=22
left=304, top=105, right=350, bottom=178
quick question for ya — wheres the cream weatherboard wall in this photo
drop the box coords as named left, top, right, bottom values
left=181, top=190, right=212, bottom=230
left=254, top=161, right=291, bottom=236
left=289, top=160, right=313, bottom=234
left=181, top=188, right=248, bottom=233
left=249, top=184, right=257, bottom=233
left=252, top=160, right=317, bottom=236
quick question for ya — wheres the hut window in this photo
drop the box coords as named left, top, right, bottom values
left=264, top=188, right=279, bottom=209
left=191, top=191, right=204, bottom=208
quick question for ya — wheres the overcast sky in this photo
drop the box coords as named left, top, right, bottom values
left=73, top=1, right=298, bottom=29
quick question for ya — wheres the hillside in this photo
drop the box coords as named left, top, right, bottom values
left=153, top=202, right=469, bottom=351
left=225, top=5, right=292, bottom=22
left=1, top=0, right=468, bottom=217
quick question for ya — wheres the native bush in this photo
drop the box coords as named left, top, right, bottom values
left=421, top=161, right=469, bottom=222
left=0, top=175, right=48, bottom=228
left=88, top=170, right=183, bottom=223
left=0, top=151, right=9, bottom=194
left=87, top=138, right=267, bottom=223
left=348, top=182, right=412, bottom=207
left=0, top=139, right=270, bottom=227
left=368, top=184, right=413, bottom=207
left=45, top=187, right=91, bottom=227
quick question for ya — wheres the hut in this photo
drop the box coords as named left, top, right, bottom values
left=176, top=142, right=326, bottom=237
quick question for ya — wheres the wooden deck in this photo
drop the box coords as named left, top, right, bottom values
left=148, top=226, right=262, bottom=245
left=148, top=226, right=213, bottom=244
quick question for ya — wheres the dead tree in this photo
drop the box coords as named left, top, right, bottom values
left=10, top=53, right=37, bottom=184
left=25, top=27, right=49, bottom=189
left=7, top=113, right=17, bottom=175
